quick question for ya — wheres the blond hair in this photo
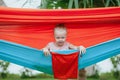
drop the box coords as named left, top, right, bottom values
left=54, top=23, right=67, bottom=34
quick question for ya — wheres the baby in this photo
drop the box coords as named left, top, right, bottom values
left=43, top=23, right=86, bottom=80
left=43, top=23, right=86, bottom=55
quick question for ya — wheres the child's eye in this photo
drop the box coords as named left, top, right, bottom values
left=56, top=37, right=60, bottom=39
left=61, top=37, right=65, bottom=39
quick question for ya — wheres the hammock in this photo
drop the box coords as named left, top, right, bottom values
left=0, top=7, right=120, bottom=74
left=0, top=7, right=120, bottom=49
left=0, top=38, right=120, bottom=74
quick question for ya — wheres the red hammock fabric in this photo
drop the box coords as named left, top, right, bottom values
left=0, top=7, right=120, bottom=49
left=52, top=52, right=79, bottom=79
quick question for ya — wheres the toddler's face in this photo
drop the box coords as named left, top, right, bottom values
left=54, top=32, right=66, bottom=46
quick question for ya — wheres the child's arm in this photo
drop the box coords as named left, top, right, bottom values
left=69, top=44, right=86, bottom=55
left=43, top=45, right=50, bottom=56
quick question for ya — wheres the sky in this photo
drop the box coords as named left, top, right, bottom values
left=3, top=0, right=41, bottom=8
left=1, top=0, right=119, bottom=75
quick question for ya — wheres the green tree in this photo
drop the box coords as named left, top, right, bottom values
left=40, top=0, right=120, bottom=9
left=111, top=55, right=120, bottom=80
left=0, top=60, right=10, bottom=78
left=40, top=0, right=68, bottom=9
left=20, top=67, right=32, bottom=78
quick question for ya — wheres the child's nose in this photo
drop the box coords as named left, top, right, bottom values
left=60, top=38, right=63, bottom=40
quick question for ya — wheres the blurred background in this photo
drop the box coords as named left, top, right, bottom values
left=0, top=0, right=120, bottom=80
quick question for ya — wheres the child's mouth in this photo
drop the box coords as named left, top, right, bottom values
left=58, top=41, right=63, bottom=43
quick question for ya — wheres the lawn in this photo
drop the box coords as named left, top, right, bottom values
left=0, top=79, right=53, bottom=80
left=0, top=79, right=54, bottom=80
left=0, top=78, right=116, bottom=80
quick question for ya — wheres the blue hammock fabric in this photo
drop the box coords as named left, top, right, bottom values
left=0, top=38, right=120, bottom=74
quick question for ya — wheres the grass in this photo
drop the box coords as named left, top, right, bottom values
left=0, top=79, right=54, bottom=80
left=0, top=78, right=117, bottom=80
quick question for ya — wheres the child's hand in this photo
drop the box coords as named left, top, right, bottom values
left=43, top=48, right=50, bottom=56
left=79, top=46, right=86, bottom=55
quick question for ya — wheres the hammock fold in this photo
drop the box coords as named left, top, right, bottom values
left=0, top=7, right=120, bottom=49
left=0, top=38, right=120, bottom=74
